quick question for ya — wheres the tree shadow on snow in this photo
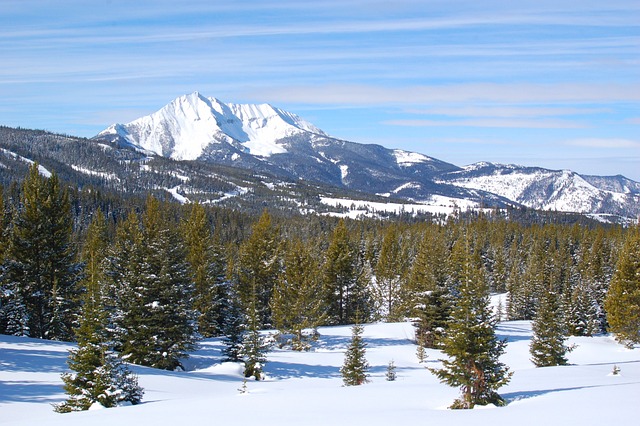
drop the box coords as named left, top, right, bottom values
left=313, top=334, right=413, bottom=351
left=265, top=361, right=340, bottom=380
left=503, top=381, right=640, bottom=404
left=0, top=348, right=69, bottom=373
left=0, top=380, right=63, bottom=404
left=495, top=324, right=532, bottom=343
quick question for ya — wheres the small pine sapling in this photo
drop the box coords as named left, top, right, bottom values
left=238, top=379, right=248, bottom=394
left=386, top=360, right=397, bottom=381
left=416, top=338, right=427, bottom=363
left=340, top=322, right=369, bottom=386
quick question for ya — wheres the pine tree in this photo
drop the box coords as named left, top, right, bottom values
left=323, top=220, right=360, bottom=325
left=182, top=202, right=226, bottom=337
left=108, top=211, right=145, bottom=351
left=110, top=197, right=196, bottom=370
left=55, top=212, right=143, bottom=412
left=386, top=360, right=397, bottom=381
left=568, top=280, right=600, bottom=337
left=430, top=236, right=512, bottom=409
left=0, top=277, right=28, bottom=336
left=3, top=164, right=81, bottom=340
left=530, top=289, right=570, bottom=367
left=221, top=289, right=246, bottom=362
left=271, top=238, right=326, bottom=350
left=236, top=209, right=280, bottom=328
left=604, top=226, right=640, bottom=347
left=408, top=227, right=451, bottom=349
left=241, top=300, right=270, bottom=380
left=372, top=225, right=407, bottom=321
left=416, top=340, right=427, bottom=363
left=340, top=322, right=369, bottom=386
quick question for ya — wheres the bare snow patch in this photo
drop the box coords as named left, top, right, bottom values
left=393, top=149, right=432, bottom=166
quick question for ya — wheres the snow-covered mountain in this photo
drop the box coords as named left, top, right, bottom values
left=438, top=162, right=640, bottom=219
left=96, top=91, right=327, bottom=160
left=93, top=92, right=640, bottom=221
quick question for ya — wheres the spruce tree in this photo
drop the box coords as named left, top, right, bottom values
left=408, top=227, right=451, bottom=349
left=241, top=299, right=270, bottom=380
left=221, top=287, right=245, bottom=362
left=568, top=280, right=600, bottom=337
left=4, top=164, right=81, bottom=340
left=530, top=289, right=570, bottom=367
left=430, top=236, right=512, bottom=409
left=271, top=238, right=326, bottom=350
left=236, top=209, right=280, bottom=328
left=108, top=211, right=145, bottom=351
left=341, top=321, right=369, bottom=386
left=55, top=212, right=143, bottom=412
left=182, top=202, right=226, bottom=337
left=386, top=360, right=397, bottom=381
left=110, top=197, right=196, bottom=370
left=604, top=226, right=640, bottom=347
left=372, top=225, right=407, bottom=321
left=323, top=220, right=359, bottom=325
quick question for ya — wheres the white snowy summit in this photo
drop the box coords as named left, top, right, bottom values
left=92, top=92, right=640, bottom=221
left=96, top=92, right=327, bottom=161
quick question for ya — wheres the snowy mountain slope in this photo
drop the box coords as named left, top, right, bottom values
left=438, top=162, right=640, bottom=218
left=2, top=321, right=639, bottom=426
left=96, top=92, right=327, bottom=160
left=93, top=93, right=640, bottom=220
left=96, top=93, right=506, bottom=208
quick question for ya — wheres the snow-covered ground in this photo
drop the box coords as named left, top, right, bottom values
left=1, top=321, right=639, bottom=426
left=319, top=195, right=489, bottom=219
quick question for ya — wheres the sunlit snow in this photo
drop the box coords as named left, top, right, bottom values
left=1, top=320, right=638, bottom=426
left=0, top=148, right=52, bottom=177
left=393, top=150, right=432, bottom=166
left=320, top=195, right=486, bottom=218
left=98, top=92, right=326, bottom=160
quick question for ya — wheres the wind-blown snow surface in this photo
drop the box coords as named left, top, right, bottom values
left=2, top=321, right=639, bottom=426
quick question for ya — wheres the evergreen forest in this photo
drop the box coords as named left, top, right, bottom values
left=1, top=164, right=639, bottom=409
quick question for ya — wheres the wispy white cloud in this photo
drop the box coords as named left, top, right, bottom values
left=385, top=118, right=585, bottom=129
left=403, top=106, right=607, bottom=118
left=1, top=0, right=639, bottom=180
left=253, top=83, right=640, bottom=105
left=565, top=138, right=640, bottom=148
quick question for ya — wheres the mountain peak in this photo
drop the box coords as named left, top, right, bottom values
left=96, top=92, right=329, bottom=160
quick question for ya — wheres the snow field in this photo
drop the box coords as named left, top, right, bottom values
left=1, top=320, right=639, bottom=426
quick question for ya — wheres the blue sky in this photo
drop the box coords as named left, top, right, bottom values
left=2, top=0, right=639, bottom=180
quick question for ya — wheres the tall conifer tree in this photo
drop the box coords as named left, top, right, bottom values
left=409, top=227, right=451, bottom=348
left=236, top=209, right=280, bottom=328
left=530, top=289, right=570, bottom=366
left=372, top=225, right=407, bottom=321
left=271, top=238, right=326, bottom=350
left=111, top=197, right=196, bottom=370
left=55, top=211, right=143, bottom=412
left=431, top=236, right=512, bottom=409
left=182, top=202, right=226, bottom=337
left=323, top=220, right=360, bottom=325
left=605, top=226, right=640, bottom=347
left=3, top=164, right=80, bottom=340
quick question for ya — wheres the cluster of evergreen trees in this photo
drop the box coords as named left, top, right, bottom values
left=1, top=164, right=639, bottom=410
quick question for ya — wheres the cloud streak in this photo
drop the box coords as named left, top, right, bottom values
left=565, top=138, right=640, bottom=148
left=1, top=0, right=639, bottom=181
left=253, top=83, right=640, bottom=105
left=385, top=118, right=585, bottom=129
